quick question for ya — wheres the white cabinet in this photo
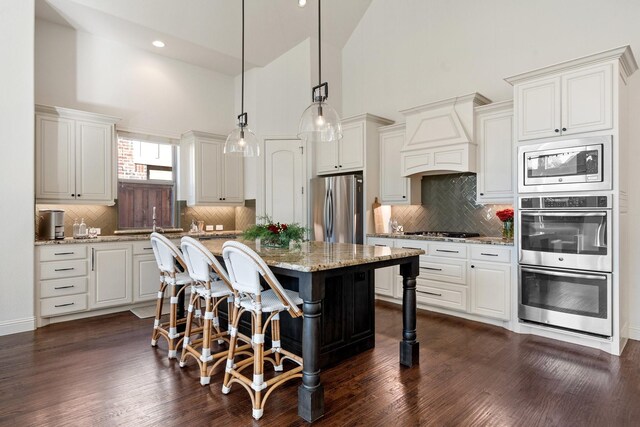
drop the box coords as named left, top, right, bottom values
left=180, top=131, right=244, bottom=206
left=35, top=105, right=118, bottom=204
left=379, top=123, right=421, bottom=205
left=469, top=262, right=511, bottom=320
left=475, top=101, right=514, bottom=204
left=367, top=237, right=396, bottom=297
left=89, top=244, right=133, bottom=309
left=315, top=114, right=393, bottom=175
left=133, top=255, right=160, bottom=302
left=513, top=63, right=613, bottom=141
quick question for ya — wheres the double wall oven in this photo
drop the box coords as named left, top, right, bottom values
left=518, top=195, right=613, bottom=337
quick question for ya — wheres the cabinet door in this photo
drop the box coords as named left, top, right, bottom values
left=469, top=262, right=510, bottom=320
left=338, top=122, right=365, bottom=171
left=315, top=138, right=338, bottom=175
left=223, top=151, right=244, bottom=203
left=90, top=244, right=132, bottom=309
left=368, top=238, right=395, bottom=297
left=516, top=76, right=561, bottom=141
left=196, top=139, right=223, bottom=203
left=35, top=115, right=76, bottom=201
left=561, top=63, right=613, bottom=136
left=476, top=109, right=514, bottom=204
left=75, top=120, right=113, bottom=202
left=133, top=254, right=160, bottom=302
left=380, top=129, right=409, bottom=204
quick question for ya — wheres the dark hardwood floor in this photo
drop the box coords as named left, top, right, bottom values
left=1, top=302, right=639, bottom=426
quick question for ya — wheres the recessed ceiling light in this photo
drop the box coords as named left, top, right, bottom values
left=152, top=40, right=165, bottom=48
left=298, top=0, right=306, bottom=7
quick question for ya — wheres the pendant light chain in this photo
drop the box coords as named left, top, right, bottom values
left=241, top=0, right=245, bottom=119
left=318, top=0, right=321, bottom=87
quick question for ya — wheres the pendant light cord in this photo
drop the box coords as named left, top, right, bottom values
left=318, top=0, right=321, bottom=86
left=241, top=0, right=245, bottom=120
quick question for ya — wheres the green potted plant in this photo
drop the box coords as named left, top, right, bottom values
left=242, top=215, right=308, bottom=248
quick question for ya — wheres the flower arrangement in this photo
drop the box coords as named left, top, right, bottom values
left=242, top=215, right=308, bottom=248
left=496, top=208, right=514, bottom=240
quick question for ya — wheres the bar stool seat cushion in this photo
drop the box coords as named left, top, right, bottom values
left=165, top=271, right=193, bottom=286
left=192, top=279, right=234, bottom=298
left=240, top=289, right=302, bottom=313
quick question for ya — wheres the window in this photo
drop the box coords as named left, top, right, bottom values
left=117, top=134, right=177, bottom=229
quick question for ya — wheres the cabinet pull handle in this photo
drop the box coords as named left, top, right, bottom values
left=374, top=244, right=388, bottom=247
left=143, top=247, right=153, bottom=250
left=54, top=285, right=75, bottom=290
left=54, top=267, right=74, bottom=272
left=480, top=252, right=499, bottom=257
left=420, top=266, right=442, bottom=271
left=54, top=302, right=75, bottom=308
left=436, top=249, right=458, bottom=253
left=417, top=290, right=442, bottom=297
left=402, top=246, right=421, bottom=250
left=54, top=252, right=74, bottom=256
left=91, top=248, right=95, bottom=271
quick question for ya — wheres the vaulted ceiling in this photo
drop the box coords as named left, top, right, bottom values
left=35, top=0, right=372, bottom=75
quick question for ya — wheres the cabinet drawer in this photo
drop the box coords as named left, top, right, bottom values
left=394, top=239, right=429, bottom=254
left=40, top=260, right=88, bottom=280
left=39, top=245, right=88, bottom=261
left=40, top=277, right=88, bottom=298
left=367, top=237, right=394, bottom=248
left=470, top=245, right=512, bottom=263
left=40, top=294, right=88, bottom=317
left=428, top=242, right=467, bottom=259
left=133, top=240, right=157, bottom=255
left=418, top=256, right=466, bottom=284
left=416, top=278, right=467, bottom=312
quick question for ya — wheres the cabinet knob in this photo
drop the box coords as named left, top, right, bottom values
left=71, top=194, right=75, bottom=197
left=562, top=127, right=567, bottom=132
left=334, top=166, right=338, bottom=169
left=402, top=195, right=406, bottom=198
left=339, top=165, right=342, bottom=168
left=471, top=265, right=475, bottom=268
left=480, top=192, right=484, bottom=196
left=77, top=194, right=81, bottom=197
left=554, top=129, right=560, bottom=133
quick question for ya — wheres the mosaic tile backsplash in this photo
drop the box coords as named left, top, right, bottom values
left=390, top=173, right=512, bottom=237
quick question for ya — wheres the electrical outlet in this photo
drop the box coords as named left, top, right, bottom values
left=215, top=225, right=223, bottom=231
left=95, top=228, right=101, bottom=235
left=205, top=225, right=214, bottom=231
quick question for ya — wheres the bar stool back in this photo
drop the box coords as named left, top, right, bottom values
left=221, top=240, right=304, bottom=420
left=149, top=232, right=192, bottom=359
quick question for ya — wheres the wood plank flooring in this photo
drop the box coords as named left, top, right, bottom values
left=1, top=302, right=639, bottom=426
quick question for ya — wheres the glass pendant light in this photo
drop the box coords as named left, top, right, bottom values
left=298, top=0, right=342, bottom=143
left=225, top=0, right=259, bottom=157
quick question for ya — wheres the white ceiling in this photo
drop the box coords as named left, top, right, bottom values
left=35, top=0, right=372, bottom=75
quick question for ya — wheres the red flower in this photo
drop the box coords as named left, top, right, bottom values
left=496, top=208, right=514, bottom=222
left=267, top=224, right=280, bottom=234
left=281, top=224, right=288, bottom=231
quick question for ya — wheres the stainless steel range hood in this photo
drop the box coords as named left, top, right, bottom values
left=400, top=92, right=490, bottom=176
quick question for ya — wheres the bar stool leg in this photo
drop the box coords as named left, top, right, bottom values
left=179, top=289, right=199, bottom=367
left=151, top=279, right=166, bottom=347
left=222, top=304, right=241, bottom=394
left=167, top=282, right=180, bottom=359
left=252, top=306, right=265, bottom=420
left=271, top=313, right=282, bottom=371
left=200, top=294, right=213, bottom=385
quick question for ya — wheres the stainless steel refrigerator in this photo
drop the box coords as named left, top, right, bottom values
left=310, top=174, right=363, bottom=244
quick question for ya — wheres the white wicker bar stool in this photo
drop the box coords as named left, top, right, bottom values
left=221, top=240, right=304, bottom=420
left=179, top=237, right=253, bottom=385
left=149, top=232, right=193, bottom=359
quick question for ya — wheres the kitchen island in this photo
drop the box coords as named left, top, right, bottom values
left=199, top=239, right=423, bottom=422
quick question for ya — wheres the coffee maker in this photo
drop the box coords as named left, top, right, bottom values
left=39, top=209, right=65, bottom=240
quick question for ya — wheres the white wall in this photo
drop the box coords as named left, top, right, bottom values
left=0, top=0, right=35, bottom=335
left=342, top=0, right=640, bottom=340
left=36, top=19, right=235, bottom=137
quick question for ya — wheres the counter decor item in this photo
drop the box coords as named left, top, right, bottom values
left=496, top=208, right=514, bottom=240
left=242, top=215, right=308, bottom=248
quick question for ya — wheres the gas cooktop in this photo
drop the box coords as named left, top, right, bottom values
left=403, top=231, right=481, bottom=238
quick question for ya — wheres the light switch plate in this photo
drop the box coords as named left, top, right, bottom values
left=215, top=225, right=223, bottom=231
left=205, top=225, right=214, bottom=231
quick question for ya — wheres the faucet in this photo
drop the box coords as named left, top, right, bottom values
left=152, top=206, right=164, bottom=233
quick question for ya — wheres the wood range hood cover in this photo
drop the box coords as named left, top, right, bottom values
left=399, top=93, right=491, bottom=177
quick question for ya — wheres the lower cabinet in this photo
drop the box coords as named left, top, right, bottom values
left=469, top=262, right=511, bottom=320
left=133, top=255, right=160, bottom=302
left=89, top=244, right=133, bottom=309
left=367, top=237, right=397, bottom=297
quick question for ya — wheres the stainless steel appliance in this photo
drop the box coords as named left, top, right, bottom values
left=519, top=266, right=612, bottom=336
left=311, top=174, right=363, bottom=244
left=518, top=136, right=612, bottom=193
left=38, top=209, right=65, bottom=240
left=519, top=195, right=612, bottom=272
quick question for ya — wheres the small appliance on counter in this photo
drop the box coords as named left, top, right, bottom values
left=38, top=209, right=65, bottom=240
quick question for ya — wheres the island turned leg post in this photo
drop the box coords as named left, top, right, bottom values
left=399, top=257, right=420, bottom=367
left=298, top=272, right=325, bottom=422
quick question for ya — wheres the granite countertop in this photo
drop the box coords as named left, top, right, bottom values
left=367, top=233, right=514, bottom=247
left=200, top=239, right=424, bottom=273
left=34, top=230, right=241, bottom=246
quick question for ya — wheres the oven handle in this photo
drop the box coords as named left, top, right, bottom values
left=521, top=211, right=606, bottom=217
left=521, top=267, right=607, bottom=281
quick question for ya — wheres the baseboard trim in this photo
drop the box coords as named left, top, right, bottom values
left=0, top=316, right=36, bottom=336
left=629, top=326, right=640, bottom=341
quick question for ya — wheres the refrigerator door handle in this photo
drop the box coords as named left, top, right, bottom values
left=323, top=188, right=330, bottom=241
left=328, top=189, right=334, bottom=240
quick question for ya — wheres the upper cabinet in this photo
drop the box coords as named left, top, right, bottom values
left=35, top=105, right=119, bottom=205
left=378, top=123, right=421, bottom=205
left=507, top=46, right=637, bottom=142
left=315, top=113, right=392, bottom=175
left=180, top=131, right=244, bottom=206
left=475, top=101, right=514, bottom=204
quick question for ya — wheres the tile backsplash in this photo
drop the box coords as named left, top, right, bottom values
left=390, top=173, right=512, bottom=237
left=36, top=204, right=118, bottom=238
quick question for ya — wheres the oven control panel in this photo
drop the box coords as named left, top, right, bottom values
left=520, top=195, right=611, bottom=209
